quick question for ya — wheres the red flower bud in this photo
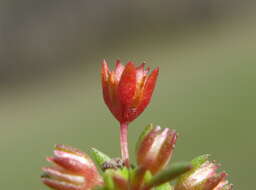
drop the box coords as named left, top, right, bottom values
left=175, top=155, right=233, bottom=190
left=101, top=60, right=159, bottom=123
left=41, top=144, right=103, bottom=190
left=136, top=124, right=177, bottom=174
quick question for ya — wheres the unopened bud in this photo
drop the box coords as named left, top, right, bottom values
left=136, top=124, right=177, bottom=174
left=175, top=155, right=233, bottom=190
left=41, top=144, right=103, bottom=190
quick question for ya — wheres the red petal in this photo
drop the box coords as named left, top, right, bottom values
left=101, top=60, right=109, bottom=81
left=101, top=60, right=112, bottom=108
left=118, top=62, right=137, bottom=106
left=114, top=60, right=125, bottom=81
left=136, top=63, right=146, bottom=83
left=136, top=67, right=159, bottom=118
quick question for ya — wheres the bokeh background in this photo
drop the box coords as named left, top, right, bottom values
left=1, top=1, right=256, bottom=189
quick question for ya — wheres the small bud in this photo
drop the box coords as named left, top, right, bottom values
left=136, top=124, right=177, bottom=174
left=101, top=60, right=159, bottom=123
left=41, top=144, right=103, bottom=190
left=175, top=155, right=233, bottom=190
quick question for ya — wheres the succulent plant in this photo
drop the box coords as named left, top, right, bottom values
left=41, top=60, right=233, bottom=190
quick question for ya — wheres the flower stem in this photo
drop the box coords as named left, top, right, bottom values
left=120, top=122, right=130, bottom=167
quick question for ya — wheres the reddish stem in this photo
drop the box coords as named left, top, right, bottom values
left=120, top=122, right=130, bottom=167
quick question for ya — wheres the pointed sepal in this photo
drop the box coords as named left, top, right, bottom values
left=91, top=147, right=111, bottom=168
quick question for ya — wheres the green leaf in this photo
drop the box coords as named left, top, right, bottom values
left=91, top=147, right=111, bottom=167
left=135, top=124, right=154, bottom=152
left=146, top=162, right=192, bottom=188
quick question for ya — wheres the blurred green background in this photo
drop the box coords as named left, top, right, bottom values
left=1, top=1, right=256, bottom=189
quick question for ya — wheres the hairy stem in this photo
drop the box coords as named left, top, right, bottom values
left=120, top=122, right=130, bottom=167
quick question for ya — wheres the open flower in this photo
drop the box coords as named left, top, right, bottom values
left=41, top=144, right=103, bottom=190
left=101, top=60, right=159, bottom=124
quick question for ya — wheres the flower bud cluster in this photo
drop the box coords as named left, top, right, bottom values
left=41, top=61, right=233, bottom=190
